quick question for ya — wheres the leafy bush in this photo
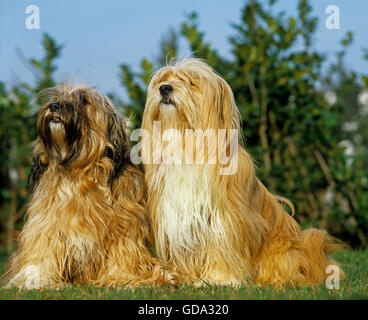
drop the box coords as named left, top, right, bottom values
left=0, top=0, right=367, bottom=249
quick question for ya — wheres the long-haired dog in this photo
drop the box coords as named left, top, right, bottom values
left=1, top=83, right=173, bottom=289
left=142, top=58, right=344, bottom=287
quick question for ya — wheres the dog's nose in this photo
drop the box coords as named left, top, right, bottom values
left=49, top=103, right=61, bottom=112
left=159, top=84, right=173, bottom=96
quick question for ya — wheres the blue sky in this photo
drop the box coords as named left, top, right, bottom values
left=1, top=0, right=367, bottom=99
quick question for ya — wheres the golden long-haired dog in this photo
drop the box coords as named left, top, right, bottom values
left=1, top=83, right=173, bottom=289
left=141, top=58, right=344, bottom=287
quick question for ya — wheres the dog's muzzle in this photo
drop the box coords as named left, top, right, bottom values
left=47, top=103, right=64, bottom=124
left=159, top=84, right=173, bottom=96
left=49, top=103, right=62, bottom=113
left=50, top=117, right=62, bottom=124
left=159, top=84, right=174, bottom=105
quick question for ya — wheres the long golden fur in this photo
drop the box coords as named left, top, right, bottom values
left=142, top=58, right=345, bottom=287
left=1, top=83, right=173, bottom=289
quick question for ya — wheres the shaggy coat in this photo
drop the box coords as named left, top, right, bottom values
left=142, top=59, right=344, bottom=287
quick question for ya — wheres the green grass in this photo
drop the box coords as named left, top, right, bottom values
left=0, top=248, right=367, bottom=300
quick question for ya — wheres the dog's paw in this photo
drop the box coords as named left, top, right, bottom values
left=6, top=265, right=41, bottom=289
left=5, top=265, right=56, bottom=290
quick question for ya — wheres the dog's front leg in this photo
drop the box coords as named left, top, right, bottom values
left=2, top=236, right=65, bottom=290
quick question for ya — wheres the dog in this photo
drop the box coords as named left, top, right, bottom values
left=141, top=58, right=344, bottom=287
left=1, top=83, right=174, bottom=289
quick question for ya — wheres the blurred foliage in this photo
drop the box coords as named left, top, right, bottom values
left=0, top=34, right=61, bottom=250
left=0, top=0, right=367, bottom=249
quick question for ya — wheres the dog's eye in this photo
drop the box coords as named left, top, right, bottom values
left=82, top=96, right=88, bottom=105
left=189, top=80, right=198, bottom=88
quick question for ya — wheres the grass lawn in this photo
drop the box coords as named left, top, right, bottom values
left=0, top=248, right=367, bottom=300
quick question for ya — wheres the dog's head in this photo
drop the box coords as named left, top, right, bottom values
left=144, top=58, right=240, bottom=131
left=30, top=83, right=129, bottom=188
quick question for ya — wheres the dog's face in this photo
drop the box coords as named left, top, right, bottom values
left=144, top=59, right=240, bottom=131
left=30, top=83, right=129, bottom=188
left=38, top=86, right=86, bottom=162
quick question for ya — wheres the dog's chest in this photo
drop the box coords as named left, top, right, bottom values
left=155, top=165, right=225, bottom=252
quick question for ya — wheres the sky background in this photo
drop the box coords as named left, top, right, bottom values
left=1, top=0, right=367, bottom=100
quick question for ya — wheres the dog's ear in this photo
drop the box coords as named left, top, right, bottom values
left=106, top=111, right=130, bottom=185
left=217, top=77, right=240, bottom=130
left=28, top=143, right=48, bottom=191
